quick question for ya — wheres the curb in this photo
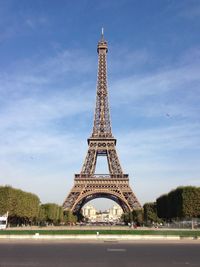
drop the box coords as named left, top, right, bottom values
left=0, top=234, right=199, bottom=241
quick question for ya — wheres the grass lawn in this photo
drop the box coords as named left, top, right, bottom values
left=1, top=229, right=200, bottom=237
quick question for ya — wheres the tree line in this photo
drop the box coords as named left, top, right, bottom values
left=1, top=185, right=199, bottom=226
left=156, top=186, right=200, bottom=220
left=121, top=186, right=200, bottom=225
left=0, top=186, right=77, bottom=226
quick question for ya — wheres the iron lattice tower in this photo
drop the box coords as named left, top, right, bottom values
left=63, top=30, right=141, bottom=213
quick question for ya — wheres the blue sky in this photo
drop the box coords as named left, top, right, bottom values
left=0, top=0, right=200, bottom=209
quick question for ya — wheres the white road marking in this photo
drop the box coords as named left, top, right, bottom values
left=0, top=263, right=45, bottom=266
left=107, top=248, right=126, bottom=252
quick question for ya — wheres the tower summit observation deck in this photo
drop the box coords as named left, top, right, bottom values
left=63, top=29, right=141, bottom=214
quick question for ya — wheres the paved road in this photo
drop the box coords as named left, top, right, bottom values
left=0, top=241, right=200, bottom=267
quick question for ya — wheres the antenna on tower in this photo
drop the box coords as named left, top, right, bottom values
left=101, top=27, right=104, bottom=41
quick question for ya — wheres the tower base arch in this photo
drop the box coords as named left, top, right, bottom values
left=63, top=177, right=141, bottom=215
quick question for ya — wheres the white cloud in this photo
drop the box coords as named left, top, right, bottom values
left=120, top=123, right=200, bottom=153
left=25, top=16, right=49, bottom=30
left=109, top=47, right=152, bottom=73
left=109, top=49, right=200, bottom=204
left=0, top=47, right=95, bottom=204
left=108, top=51, right=200, bottom=126
left=112, top=63, right=199, bottom=100
left=115, top=122, right=200, bottom=205
left=178, top=2, right=200, bottom=19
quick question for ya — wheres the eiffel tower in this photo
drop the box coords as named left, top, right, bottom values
left=63, top=29, right=141, bottom=214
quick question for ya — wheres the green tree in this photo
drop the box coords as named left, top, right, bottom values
left=143, top=202, right=158, bottom=223
left=0, top=186, right=40, bottom=225
left=39, top=203, right=63, bottom=224
left=121, top=209, right=143, bottom=225
left=63, top=210, right=77, bottom=225
left=132, top=209, right=144, bottom=225
left=121, top=212, right=130, bottom=224
left=156, top=194, right=169, bottom=219
left=156, top=186, right=200, bottom=220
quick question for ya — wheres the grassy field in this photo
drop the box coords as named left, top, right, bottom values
left=1, top=229, right=200, bottom=237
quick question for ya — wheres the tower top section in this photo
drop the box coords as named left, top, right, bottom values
left=91, top=28, right=113, bottom=140
left=97, top=28, right=108, bottom=53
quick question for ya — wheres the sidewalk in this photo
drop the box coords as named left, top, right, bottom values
left=0, top=233, right=200, bottom=241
